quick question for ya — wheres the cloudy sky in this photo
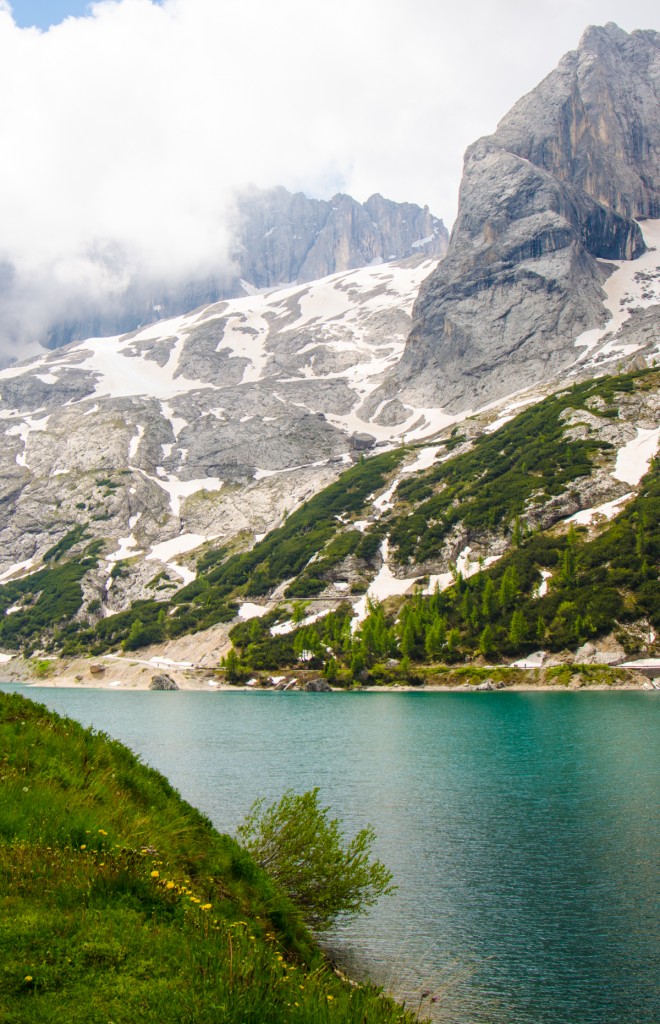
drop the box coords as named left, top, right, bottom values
left=0, top=0, right=658, bottom=359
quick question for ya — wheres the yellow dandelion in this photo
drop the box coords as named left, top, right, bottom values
left=165, top=881, right=176, bottom=890
left=327, top=994, right=334, bottom=1001
left=200, top=903, right=212, bottom=911
left=150, top=870, right=160, bottom=878
left=80, top=845, right=86, bottom=850
left=24, top=976, right=33, bottom=983
left=98, top=829, right=108, bottom=836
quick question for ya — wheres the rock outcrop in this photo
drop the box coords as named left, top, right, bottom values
left=394, top=24, right=660, bottom=411
left=46, top=188, right=447, bottom=348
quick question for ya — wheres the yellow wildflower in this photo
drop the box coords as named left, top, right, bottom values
left=80, top=845, right=86, bottom=850
left=200, top=903, right=212, bottom=911
left=165, top=881, right=176, bottom=890
left=24, top=976, right=33, bottom=983
left=150, top=870, right=159, bottom=878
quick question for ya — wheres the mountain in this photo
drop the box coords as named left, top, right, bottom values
left=0, top=24, right=658, bottom=677
left=0, top=256, right=444, bottom=616
left=390, top=24, right=660, bottom=411
left=45, top=188, right=448, bottom=348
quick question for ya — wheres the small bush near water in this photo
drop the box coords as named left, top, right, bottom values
left=0, top=692, right=414, bottom=1024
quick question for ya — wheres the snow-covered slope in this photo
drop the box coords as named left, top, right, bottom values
left=0, top=213, right=658, bottom=625
left=0, top=256, right=446, bottom=608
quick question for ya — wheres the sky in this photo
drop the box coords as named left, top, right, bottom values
left=0, top=0, right=658, bottom=360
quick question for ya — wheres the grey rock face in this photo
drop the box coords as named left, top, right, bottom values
left=45, top=188, right=448, bottom=348
left=394, top=24, right=660, bottom=411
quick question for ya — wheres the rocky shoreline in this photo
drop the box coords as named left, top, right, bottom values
left=1, top=658, right=654, bottom=693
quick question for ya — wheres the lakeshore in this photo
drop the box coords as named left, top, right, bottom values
left=1, top=653, right=654, bottom=692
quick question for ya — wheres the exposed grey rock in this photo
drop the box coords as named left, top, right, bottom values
left=0, top=256, right=435, bottom=614
left=305, top=678, right=332, bottom=692
left=392, top=24, right=660, bottom=411
left=149, top=673, right=179, bottom=691
left=44, top=188, right=448, bottom=348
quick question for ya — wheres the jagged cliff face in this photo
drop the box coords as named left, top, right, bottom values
left=232, top=188, right=447, bottom=287
left=396, top=24, right=660, bottom=411
left=46, top=189, right=447, bottom=349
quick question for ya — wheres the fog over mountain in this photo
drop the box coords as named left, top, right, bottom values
left=0, top=0, right=657, bottom=362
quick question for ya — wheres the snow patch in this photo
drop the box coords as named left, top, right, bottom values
left=128, top=424, right=144, bottom=461
left=567, top=494, right=634, bottom=525
left=238, top=602, right=270, bottom=620
left=612, top=428, right=660, bottom=486
left=534, top=570, right=552, bottom=598
left=0, top=559, right=35, bottom=584
left=106, top=535, right=142, bottom=562
left=575, top=219, right=660, bottom=362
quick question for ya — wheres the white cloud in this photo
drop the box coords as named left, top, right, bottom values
left=0, top=0, right=657, bottom=359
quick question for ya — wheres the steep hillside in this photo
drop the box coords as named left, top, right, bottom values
left=0, top=257, right=444, bottom=617
left=0, top=691, right=412, bottom=1023
left=1, top=370, right=657, bottom=679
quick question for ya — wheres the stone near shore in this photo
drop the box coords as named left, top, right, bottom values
left=305, top=678, right=332, bottom=693
left=149, top=673, right=179, bottom=691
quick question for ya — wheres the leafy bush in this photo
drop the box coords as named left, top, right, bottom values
left=237, top=788, right=395, bottom=931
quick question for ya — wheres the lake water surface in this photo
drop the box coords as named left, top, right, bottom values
left=2, top=685, right=658, bottom=1024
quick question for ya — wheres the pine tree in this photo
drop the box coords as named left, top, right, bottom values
left=482, top=577, right=497, bottom=621
left=425, top=617, right=447, bottom=660
left=508, top=609, right=528, bottom=647
left=479, top=624, right=494, bottom=658
left=498, top=565, right=519, bottom=610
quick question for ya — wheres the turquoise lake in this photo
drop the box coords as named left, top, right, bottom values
left=2, top=685, right=658, bottom=1023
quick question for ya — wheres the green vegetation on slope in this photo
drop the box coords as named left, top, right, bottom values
left=387, top=373, right=643, bottom=565
left=0, top=692, right=412, bottom=1024
left=226, top=457, right=658, bottom=679
left=0, top=370, right=656, bottom=668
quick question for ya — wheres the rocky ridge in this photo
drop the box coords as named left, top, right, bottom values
left=46, top=188, right=448, bottom=348
left=390, top=24, right=660, bottom=411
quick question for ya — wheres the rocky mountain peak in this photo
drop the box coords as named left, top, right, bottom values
left=390, top=24, right=660, bottom=412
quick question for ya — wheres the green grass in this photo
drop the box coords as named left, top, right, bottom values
left=0, top=692, right=414, bottom=1024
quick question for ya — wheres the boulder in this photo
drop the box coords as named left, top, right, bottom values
left=149, top=673, right=179, bottom=691
left=305, top=678, right=332, bottom=692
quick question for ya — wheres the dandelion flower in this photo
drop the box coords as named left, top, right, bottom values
left=165, top=881, right=176, bottom=890
left=201, top=903, right=212, bottom=911
left=24, top=976, right=33, bottom=983
left=80, top=845, right=87, bottom=850
left=150, top=870, right=159, bottom=878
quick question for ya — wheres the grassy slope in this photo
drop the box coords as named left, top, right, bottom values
left=0, top=692, right=413, bottom=1024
